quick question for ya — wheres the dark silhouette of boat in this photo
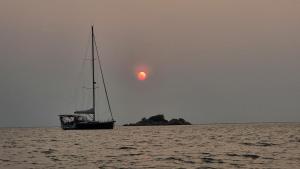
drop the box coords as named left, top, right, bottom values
left=59, top=26, right=115, bottom=130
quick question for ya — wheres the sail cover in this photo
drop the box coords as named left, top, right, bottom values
left=74, top=108, right=95, bottom=114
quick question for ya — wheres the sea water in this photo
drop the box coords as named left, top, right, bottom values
left=0, top=123, right=299, bottom=169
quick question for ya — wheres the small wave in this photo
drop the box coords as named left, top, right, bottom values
left=226, top=153, right=239, bottom=157
left=200, top=157, right=224, bottom=164
left=230, top=163, right=245, bottom=167
left=241, top=154, right=260, bottom=159
left=226, top=152, right=260, bottom=159
left=241, top=142, right=276, bottom=147
left=137, top=140, right=148, bottom=143
left=0, top=159, right=10, bottom=162
left=49, top=157, right=61, bottom=162
left=196, top=166, right=217, bottom=169
left=119, top=146, right=136, bottom=150
left=200, top=152, right=214, bottom=157
left=105, top=155, right=117, bottom=158
left=165, top=157, right=195, bottom=164
left=41, top=148, right=56, bottom=154
left=127, top=153, right=143, bottom=156
left=289, top=137, right=300, bottom=143
left=262, top=157, right=274, bottom=160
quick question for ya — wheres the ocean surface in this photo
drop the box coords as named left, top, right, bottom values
left=0, top=123, right=299, bottom=169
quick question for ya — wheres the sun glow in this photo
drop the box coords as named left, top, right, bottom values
left=137, top=71, right=147, bottom=81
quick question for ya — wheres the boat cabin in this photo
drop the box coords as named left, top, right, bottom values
left=59, top=115, right=88, bottom=129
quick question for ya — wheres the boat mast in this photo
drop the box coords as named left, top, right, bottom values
left=92, top=25, right=96, bottom=121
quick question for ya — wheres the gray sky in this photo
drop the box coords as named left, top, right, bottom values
left=0, top=0, right=300, bottom=127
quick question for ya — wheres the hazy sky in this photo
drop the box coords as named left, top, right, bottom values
left=0, top=0, right=300, bottom=127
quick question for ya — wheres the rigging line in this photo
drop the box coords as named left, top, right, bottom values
left=93, top=35, right=114, bottom=121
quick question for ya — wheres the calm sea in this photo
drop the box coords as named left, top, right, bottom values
left=0, top=123, right=299, bottom=169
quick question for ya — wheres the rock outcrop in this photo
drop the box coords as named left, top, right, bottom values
left=124, top=114, right=191, bottom=126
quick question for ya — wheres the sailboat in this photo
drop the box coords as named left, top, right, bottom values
left=59, top=26, right=115, bottom=130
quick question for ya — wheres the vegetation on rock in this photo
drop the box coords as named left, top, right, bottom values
left=124, top=114, right=191, bottom=126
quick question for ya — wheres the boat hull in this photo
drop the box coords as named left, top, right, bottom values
left=61, top=121, right=115, bottom=130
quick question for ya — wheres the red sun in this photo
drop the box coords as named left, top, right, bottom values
left=137, top=71, right=147, bottom=81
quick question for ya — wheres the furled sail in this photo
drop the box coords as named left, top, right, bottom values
left=74, top=108, right=95, bottom=114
